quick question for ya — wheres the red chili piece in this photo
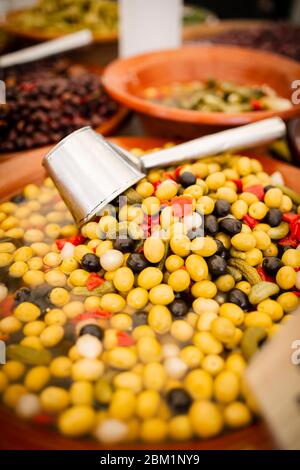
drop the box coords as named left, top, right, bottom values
left=256, top=266, right=274, bottom=282
left=55, top=234, right=86, bottom=250
left=86, top=273, right=105, bottom=291
left=244, top=185, right=264, bottom=201
left=251, top=99, right=263, bottom=111
left=117, top=331, right=134, bottom=346
left=175, top=165, right=184, bottom=180
left=73, top=309, right=112, bottom=323
left=231, top=179, right=243, bottom=193
left=243, top=214, right=259, bottom=229
left=0, top=295, right=14, bottom=318
left=163, top=171, right=176, bottom=182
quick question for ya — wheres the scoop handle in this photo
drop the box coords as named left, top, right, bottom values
left=0, top=30, right=93, bottom=68
left=140, top=117, right=286, bottom=170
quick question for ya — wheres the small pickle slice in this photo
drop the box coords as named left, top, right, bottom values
left=7, top=344, right=52, bottom=365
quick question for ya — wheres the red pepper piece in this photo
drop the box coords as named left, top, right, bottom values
left=256, top=266, right=274, bottom=282
left=68, top=234, right=86, bottom=246
left=0, top=295, right=14, bottom=318
left=55, top=234, right=86, bottom=250
left=73, top=309, right=112, bottom=323
left=86, top=273, right=105, bottom=291
left=231, top=179, right=243, bottom=193
left=170, top=196, right=193, bottom=217
left=292, top=291, right=300, bottom=296
left=244, top=185, right=264, bottom=201
left=279, top=235, right=298, bottom=248
left=251, top=99, right=263, bottom=111
left=20, top=82, right=36, bottom=92
left=294, top=267, right=300, bottom=272
left=282, top=213, right=299, bottom=224
left=152, top=181, right=161, bottom=192
left=55, top=239, right=67, bottom=250
left=290, top=218, right=300, bottom=242
left=175, top=165, right=184, bottom=180
left=33, top=414, right=56, bottom=425
left=0, top=335, right=8, bottom=342
left=117, top=331, right=134, bottom=346
left=163, top=171, right=176, bottom=182
left=243, top=214, right=259, bottom=229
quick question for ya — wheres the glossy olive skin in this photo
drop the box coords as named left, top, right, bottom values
left=214, top=199, right=231, bottom=217
left=81, top=253, right=101, bottom=273
left=79, top=324, right=104, bottom=341
left=219, top=217, right=242, bottom=235
left=228, top=288, right=250, bottom=310
left=262, top=256, right=283, bottom=275
left=15, top=287, right=31, bottom=304
left=169, top=299, right=189, bottom=318
left=179, top=172, right=196, bottom=187
left=215, top=239, right=228, bottom=259
left=204, top=215, right=219, bottom=236
left=126, top=253, right=150, bottom=273
left=264, top=208, right=282, bottom=227
left=114, top=237, right=135, bottom=253
left=166, top=388, right=192, bottom=415
left=207, top=255, right=227, bottom=277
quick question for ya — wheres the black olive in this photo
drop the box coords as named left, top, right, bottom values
left=126, top=253, right=149, bottom=273
left=264, top=208, right=282, bottom=227
left=10, top=193, right=25, bottom=203
left=113, top=237, right=135, bottom=253
left=207, top=255, right=227, bottom=277
left=262, top=256, right=283, bottom=275
left=264, top=185, right=274, bottom=193
left=204, top=215, right=219, bottom=236
left=277, top=244, right=293, bottom=258
left=214, top=291, right=228, bottom=305
left=219, top=217, right=242, bottom=235
left=132, top=310, right=148, bottom=327
left=169, top=299, right=189, bottom=318
left=79, top=324, right=104, bottom=340
left=15, top=287, right=31, bottom=304
left=215, top=239, right=228, bottom=259
left=166, top=388, right=192, bottom=415
left=179, top=171, right=196, bottom=187
left=228, top=288, right=250, bottom=310
left=214, top=199, right=231, bottom=217
left=81, top=253, right=101, bottom=273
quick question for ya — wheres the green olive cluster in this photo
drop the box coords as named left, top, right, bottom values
left=0, top=152, right=299, bottom=444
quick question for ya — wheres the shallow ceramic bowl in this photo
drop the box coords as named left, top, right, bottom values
left=103, top=45, right=300, bottom=139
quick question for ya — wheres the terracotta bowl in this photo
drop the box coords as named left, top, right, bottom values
left=103, top=45, right=300, bottom=139
left=2, top=135, right=300, bottom=449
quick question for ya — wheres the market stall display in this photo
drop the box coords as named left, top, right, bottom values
left=0, top=135, right=300, bottom=446
left=0, top=59, right=125, bottom=152
left=2, top=1, right=217, bottom=43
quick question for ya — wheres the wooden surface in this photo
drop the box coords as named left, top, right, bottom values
left=1, top=135, right=299, bottom=449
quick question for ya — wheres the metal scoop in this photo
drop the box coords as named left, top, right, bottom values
left=43, top=117, right=286, bottom=226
